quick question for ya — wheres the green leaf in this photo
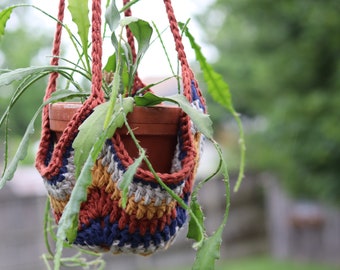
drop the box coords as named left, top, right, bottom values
left=167, top=94, right=213, bottom=139
left=180, top=22, right=246, bottom=192
left=187, top=196, right=205, bottom=243
left=191, top=141, right=231, bottom=270
left=54, top=149, right=94, bottom=269
left=55, top=98, right=134, bottom=267
left=103, top=63, right=121, bottom=129
left=68, top=0, right=90, bottom=66
left=105, top=0, right=120, bottom=31
left=0, top=72, right=50, bottom=176
left=118, top=18, right=153, bottom=72
left=120, top=16, right=139, bottom=27
left=103, top=53, right=117, bottom=72
left=0, top=6, right=13, bottom=37
left=192, top=223, right=224, bottom=270
left=0, top=4, right=65, bottom=39
left=0, top=65, right=89, bottom=87
left=0, top=92, right=87, bottom=188
left=49, top=89, right=89, bottom=102
left=128, top=19, right=153, bottom=62
left=0, top=66, right=53, bottom=86
left=179, top=22, right=233, bottom=113
left=119, top=150, right=145, bottom=208
left=135, top=92, right=214, bottom=139
left=72, top=97, right=134, bottom=178
left=134, top=92, right=164, bottom=106
left=0, top=111, right=35, bottom=188
left=72, top=102, right=109, bottom=177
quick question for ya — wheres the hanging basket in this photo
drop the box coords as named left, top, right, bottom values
left=35, top=0, right=206, bottom=255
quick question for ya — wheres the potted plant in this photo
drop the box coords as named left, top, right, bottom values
left=0, top=0, right=245, bottom=269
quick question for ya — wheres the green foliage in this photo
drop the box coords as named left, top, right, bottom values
left=198, top=0, right=340, bottom=205
left=135, top=92, right=214, bottom=139
left=73, top=98, right=134, bottom=177
left=191, top=141, right=230, bottom=268
left=192, top=225, right=223, bottom=270
left=105, top=0, right=120, bottom=31
left=68, top=0, right=90, bottom=71
left=109, top=16, right=153, bottom=95
left=119, top=149, right=145, bottom=208
left=179, top=22, right=245, bottom=192
left=217, top=256, right=339, bottom=270
left=0, top=104, right=36, bottom=185
left=0, top=5, right=52, bottom=142
left=161, top=256, right=339, bottom=270
left=0, top=89, right=87, bottom=186
left=179, top=22, right=233, bottom=113
left=187, top=197, right=205, bottom=243
left=0, top=1, right=244, bottom=270
left=127, top=19, right=153, bottom=64
left=55, top=97, right=133, bottom=268
left=43, top=200, right=106, bottom=269
left=0, top=6, right=13, bottom=37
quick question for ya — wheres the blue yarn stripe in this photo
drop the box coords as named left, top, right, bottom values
left=74, top=205, right=187, bottom=250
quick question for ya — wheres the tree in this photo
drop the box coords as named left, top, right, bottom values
left=0, top=0, right=52, bottom=165
left=0, top=0, right=52, bottom=136
left=196, top=0, right=340, bottom=204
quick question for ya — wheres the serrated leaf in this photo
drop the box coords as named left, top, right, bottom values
left=179, top=22, right=233, bottom=113
left=68, top=0, right=90, bottom=62
left=180, top=22, right=246, bottom=192
left=0, top=6, right=13, bottom=37
left=191, top=141, right=231, bottom=270
left=187, top=196, right=205, bottom=242
left=119, top=150, right=145, bottom=208
left=72, top=102, right=110, bottom=177
left=192, top=223, right=224, bottom=270
left=72, top=97, right=134, bottom=178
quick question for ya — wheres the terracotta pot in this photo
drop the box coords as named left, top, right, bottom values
left=49, top=102, right=182, bottom=173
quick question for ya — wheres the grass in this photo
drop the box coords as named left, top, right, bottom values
left=214, top=256, right=339, bottom=270
left=159, top=256, right=339, bottom=270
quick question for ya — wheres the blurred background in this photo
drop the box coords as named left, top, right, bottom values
left=1, top=0, right=340, bottom=269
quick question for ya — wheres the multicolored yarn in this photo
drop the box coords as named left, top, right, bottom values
left=36, top=0, right=207, bottom=255
left=41, top=82, right=205, bottom=254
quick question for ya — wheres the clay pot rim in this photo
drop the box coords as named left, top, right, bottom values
left=48, top=101, right=183, bottom=173
left=48, top=101, right=182, bottom=136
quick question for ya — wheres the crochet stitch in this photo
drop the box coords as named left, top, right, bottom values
left=36, top=0, right=207, bottom=255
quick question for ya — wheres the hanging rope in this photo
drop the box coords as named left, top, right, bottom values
left=36, top=0, right=105, bottom=178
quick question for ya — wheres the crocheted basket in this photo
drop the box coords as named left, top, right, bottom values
left=35, top=0, right=206, bottom=255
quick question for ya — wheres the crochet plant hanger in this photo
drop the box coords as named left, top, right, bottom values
left=36, top=0, right=206, bottom=255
